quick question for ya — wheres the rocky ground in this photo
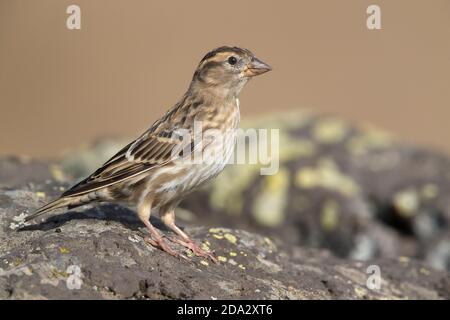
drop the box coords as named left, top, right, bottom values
left=184, top=112, right=450, bottom=271
left=1, top=111, right=450, bottom=299
left=0, top=178, right=448, bottom=299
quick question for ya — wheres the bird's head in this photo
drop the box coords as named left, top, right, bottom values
left=191, top=46, right=272, bottom=97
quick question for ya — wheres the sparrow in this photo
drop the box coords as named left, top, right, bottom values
left=26, top=46, right=272, bottom=262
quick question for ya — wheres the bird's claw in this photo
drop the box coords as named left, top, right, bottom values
left=168, top=237, right=218, bottom=264
left=143, top=236, right=190, bottom=261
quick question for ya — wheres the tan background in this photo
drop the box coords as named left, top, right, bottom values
left=0, top=0, right=449, bottom=158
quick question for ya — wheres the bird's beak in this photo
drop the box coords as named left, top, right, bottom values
left=243, top=57, right=272, bottom=77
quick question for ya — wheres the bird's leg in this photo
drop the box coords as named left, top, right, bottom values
left=137, top=200, right=182, bottom=259
left=160, top=207, right=218, bottom=263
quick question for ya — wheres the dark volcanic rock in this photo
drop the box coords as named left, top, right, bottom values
left=0, top=156, right=67, bottom=189
left=0, top=161, right=449, bottom=299
left=56, top=112, right=450, bottom=272
left=180, top=112, right=450, bottom=271
left=2, top=111, right=450, bottom=299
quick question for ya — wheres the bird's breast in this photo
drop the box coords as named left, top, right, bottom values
left=138, top=99, right=241, bottom=208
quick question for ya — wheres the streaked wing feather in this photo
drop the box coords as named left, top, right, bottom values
left=62, top=130, right=190, bottom=197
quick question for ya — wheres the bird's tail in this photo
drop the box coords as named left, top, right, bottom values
left=25, top=196, right=82, bottom=222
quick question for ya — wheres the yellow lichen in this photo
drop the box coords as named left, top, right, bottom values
left=294, top=159, right=359, bottom=196
left=238, top=264, right=246, bottom=270
left=224, top=233, right=237, bottom=244
left=50, top=164, right=66, bottom=182
left=217, top=256, right=228, bottom=262
left=295, top=167, right=318, bottom=189
left=354, top=286, right=367, bottom=298
left=320, top=200, right=340, bottom=231
left=312, top=118, right=348, bottom=144
left=213, top=234, right=224, bottom=240
left=186, top=250, right=194, bottom=257
left=229, top=252, right=237, bottom=257
left=419, top=267, right=430, bottom=276
left=35, top=191, right=46, bottom=198
left=51, top=267, right=69, bottom=278
left=399, top=256, right=410, bottom=264
left=251, top=168, right=289, bottom=227
left=13, top=258, right=22, bottom=266
left=264, top=237, right=277, bottom=252
left=393, top=189, right=419, bottom=217
left=200, top=260, right=209, bottom=266
left=201, top=242, right=210, bottom=252
left=59, top=246, right=70, bottom=254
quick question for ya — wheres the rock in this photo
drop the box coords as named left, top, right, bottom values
left=0, top=156, right=67, bottom=189
left=180, top=111, right=450, bottom=271
left=56, top=111, right=450, bottom=272
left=0, top=171, right=449, bottom=299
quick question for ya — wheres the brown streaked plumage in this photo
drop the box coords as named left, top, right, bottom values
left=26, top=46, right=271, bottom=261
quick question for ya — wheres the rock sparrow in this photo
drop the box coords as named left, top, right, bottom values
left=26, top=46, right=272, bottom=261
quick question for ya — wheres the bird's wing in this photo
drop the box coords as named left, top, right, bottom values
left=62, top=129, right=202, bottom=197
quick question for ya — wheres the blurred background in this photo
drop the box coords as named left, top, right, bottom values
left=2, top=0, right=450, bottom=275
left=0, top=0, right=449, bottom=157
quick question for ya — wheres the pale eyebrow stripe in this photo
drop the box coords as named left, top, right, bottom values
left=200, top=51, right=235, bottom=67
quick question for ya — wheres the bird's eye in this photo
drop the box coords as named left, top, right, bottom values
left=228, top=56, right=237, bottom=65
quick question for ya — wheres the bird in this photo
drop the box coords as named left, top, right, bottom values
left=25, top=46, right=272, bottom=262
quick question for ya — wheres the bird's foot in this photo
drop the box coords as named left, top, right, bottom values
left=144, top=236, right=189, bottom=261
left=169, top=237, right=218, bottom=264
